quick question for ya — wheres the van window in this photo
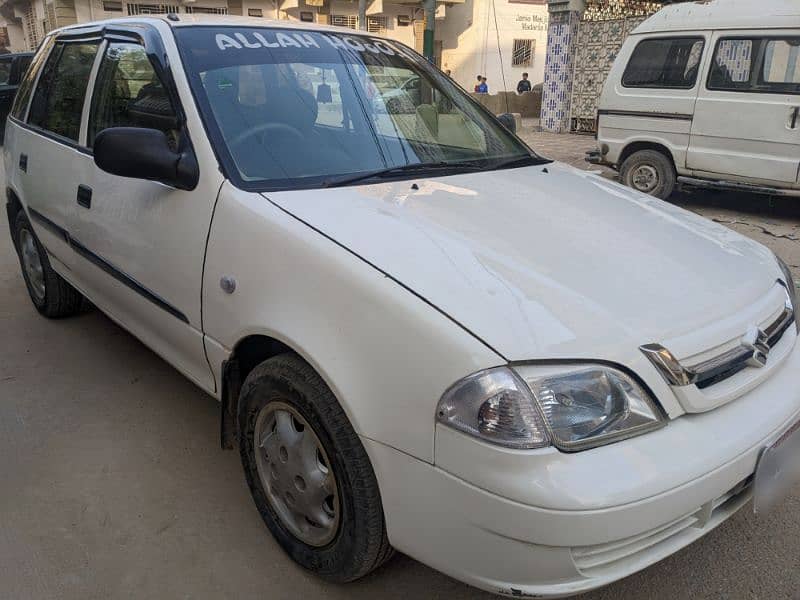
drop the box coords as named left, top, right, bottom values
left=622, top=37, right=704, bottom=89
left=28, top=41, right=100, bottom=142
left=762, top=39, right=800, bottom=89
left=709, top=37, right=800, bottom=94
left=11, top=37, right=55, bottom=121
left=88, top=42, right=179, bottom=148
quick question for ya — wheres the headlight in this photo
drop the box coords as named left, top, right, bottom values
left=520, top=365, right=665, bottom=451
left=775, top=254, right=799, bottom=332
left=437, top=365, right=664, bottom=452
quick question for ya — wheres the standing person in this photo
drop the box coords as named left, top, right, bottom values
left=445, top=69, right=452, bottom=78
left=477, top=76, right=488, bottom=94
left=474, top=75, right=482, bottom=92
left=517, top=72, right=532, bottom=94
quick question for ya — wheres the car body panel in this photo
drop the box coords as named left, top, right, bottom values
left=266, top=162, right=779, bottom=369
left=201, top=182, right=504, bottom=461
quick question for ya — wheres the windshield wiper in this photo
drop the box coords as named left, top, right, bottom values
left=490, top=155, right=552, bottom=170
left=321, top=161, right=485, bottom=188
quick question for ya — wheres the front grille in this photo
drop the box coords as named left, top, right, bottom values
left=690, top=298, right=795, bottom=389
left=571, top=477, right=753, bottom=577
left=641, top=283, right=796, bottom=390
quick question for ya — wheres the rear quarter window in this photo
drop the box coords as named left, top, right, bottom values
left=11, top=38, right=54, bottom=120
left=622, top=37, right=705, bottom=89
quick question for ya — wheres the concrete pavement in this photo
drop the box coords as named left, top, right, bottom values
left=1, top=146, right=799, bottom=599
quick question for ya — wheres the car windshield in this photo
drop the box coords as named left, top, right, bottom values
left=175, top=26, right=541, bottom=190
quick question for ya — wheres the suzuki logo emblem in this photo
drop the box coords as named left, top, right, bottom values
left=742, top=326, right=770, bottom=368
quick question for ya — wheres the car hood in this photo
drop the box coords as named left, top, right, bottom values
left=264, top=163, right=777, bottom=362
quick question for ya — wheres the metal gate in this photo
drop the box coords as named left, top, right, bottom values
left=568, top=1, right=662, bottom=133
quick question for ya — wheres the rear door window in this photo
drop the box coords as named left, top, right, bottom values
left=28, top=41, right=100, bottom=142
left=622, top=37, right=705, bottom=89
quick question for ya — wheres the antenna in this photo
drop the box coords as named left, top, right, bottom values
left=490, top=0, right=510, bottom=114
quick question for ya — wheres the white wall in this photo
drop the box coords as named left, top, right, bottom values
left=439, top=0, right=547, bottom=92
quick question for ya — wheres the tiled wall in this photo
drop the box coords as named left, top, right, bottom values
left=540, top=10, right=580, bottom=133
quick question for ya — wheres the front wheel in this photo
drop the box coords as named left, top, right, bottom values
left=238, top=354, right=393, bottom=582
left=620, top=149, right=676, bottom=200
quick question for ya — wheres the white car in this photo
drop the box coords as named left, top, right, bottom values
left=589, top=0, right=800, bottom=200
left=4, top=16, right=800, bottom=598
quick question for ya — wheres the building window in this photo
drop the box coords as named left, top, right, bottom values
left=300, top=11, right=314, bottom=22
left=247, top=7, right=262, bottom=16
left=184, top=5, right=228, bottom=13
left=397, top=15, right=410, bottom=26
left=622, top=37, right=704, bottom=89
left=512, top=39, right=534, bottom=67
left=126, top=3, right=180, bottom=14
left=366, top=16, right=388, bottom=34
left=330, top=14, right=357, bottom=29
left=103, top=0, right=123, bottom=10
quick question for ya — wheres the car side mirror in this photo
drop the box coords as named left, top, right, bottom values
left=93, top=127, right=199, bottom=191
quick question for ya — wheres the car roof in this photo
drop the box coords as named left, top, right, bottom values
left=54, top=14, right=382, bottom=38
left=632, top=0, right=800, bottom=34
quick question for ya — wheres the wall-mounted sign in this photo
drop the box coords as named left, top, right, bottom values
left=514, top=14, right=548, bottom=32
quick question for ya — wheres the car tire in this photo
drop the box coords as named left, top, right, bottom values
left=238, top=353, right=393, bottom=582
left=620, top=149, right=676, bottom=200
left=13, top=211, right=84, bottom=318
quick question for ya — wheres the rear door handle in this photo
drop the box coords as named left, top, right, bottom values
left=18, top=153, right=27, bottom=172
left=791, top=106, right=799, bottom=130
left=77, top=185, right=92, bottom=209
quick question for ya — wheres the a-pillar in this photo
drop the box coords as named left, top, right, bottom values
left=540, top=0, right=584, bottom=133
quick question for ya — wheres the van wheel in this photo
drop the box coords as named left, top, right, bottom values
left=238, top=353, right=393, bottom=582
left=620, top=150, right=676, bottom=199
left=13, top=211, right=83, bottom=318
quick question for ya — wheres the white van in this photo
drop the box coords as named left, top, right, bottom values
left=589, top=0, right=800, bottom=199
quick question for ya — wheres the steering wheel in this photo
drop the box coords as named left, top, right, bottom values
left=228, top=122, right=306, bottom=150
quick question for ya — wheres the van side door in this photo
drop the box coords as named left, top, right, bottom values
left=687, top=32, right=800, bottom=185
left=67, top=28, right=223, bottom=392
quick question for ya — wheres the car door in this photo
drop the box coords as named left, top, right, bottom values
left=67, top=32, right=222, bottom=392
left=12, top=36, right=100, bottom=273
left=687, top=31, right=800, bottom=185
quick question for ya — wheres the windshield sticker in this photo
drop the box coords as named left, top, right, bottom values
left=215, top=31, right=409, bottom=59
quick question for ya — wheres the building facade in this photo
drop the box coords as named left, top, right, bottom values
left=0, top=0, right=549, bottom=93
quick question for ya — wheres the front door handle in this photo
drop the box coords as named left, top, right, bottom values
left=77, top=184, right=92, bottom=209
left=18, top=153, right=27, bottom=172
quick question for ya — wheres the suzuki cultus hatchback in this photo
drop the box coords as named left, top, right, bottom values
left=5, top=15, right=800, bottom=598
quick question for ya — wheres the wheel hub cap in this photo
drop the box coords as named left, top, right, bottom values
left=254, top=402, right=340, bottom=546
left=20, top=228, right=45, bottom=302
left=631, top=165, right=659, bottom=193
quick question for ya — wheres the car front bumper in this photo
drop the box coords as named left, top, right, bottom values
left=363, top=338, right=800, bottom=597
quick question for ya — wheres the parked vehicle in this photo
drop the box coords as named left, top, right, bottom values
left=588, top=0, right=800, bottom=199
left=0, top=52, right=33, bottom=143
left=5, top=16, right=800, bottom=598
